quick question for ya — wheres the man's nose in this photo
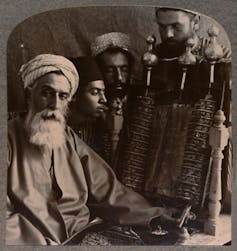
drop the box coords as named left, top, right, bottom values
left=49, top=93, right=61, bottom=110
left=166, top=27, right=174, bottom=39
left=99, top=92, right=107, bottom=103
left=115, top=68, right=123, bottom=82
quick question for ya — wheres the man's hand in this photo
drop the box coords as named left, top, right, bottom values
left=150, top=209, right=181, bottom=230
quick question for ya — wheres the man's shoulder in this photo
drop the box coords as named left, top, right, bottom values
left=65, top=125, right=87, bottom=146
left=8, top=116, right=22, bottom=134
left=7, top=117, right=26, bottom=154
left=65, top=125, right=96, bottom=153
left=65, top=124, right=107, bottom=161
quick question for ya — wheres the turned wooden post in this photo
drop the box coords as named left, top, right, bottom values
left=204, top=110, right=229, bottom=235
left=107, top=113, right=124, bottom=162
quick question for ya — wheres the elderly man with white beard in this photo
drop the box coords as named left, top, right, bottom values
left=7, top=54, right=182, bottom=246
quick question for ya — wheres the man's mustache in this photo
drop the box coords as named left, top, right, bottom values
left=164, top=38, right=178, bottom=44
left=40, top=109, right=65, bottom=123
left=97, top=104, right=109, bottom=111
left=110, top=83, right=128, bottom=98
left=159, top=41, right=187, bottom=58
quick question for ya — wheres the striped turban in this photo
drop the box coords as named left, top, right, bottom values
left=19, top=54, right=79, bottom=100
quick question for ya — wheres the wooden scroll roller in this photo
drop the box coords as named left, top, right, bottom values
left=106, top=83, right=126, bottom=163
left=201, top=25, right=230, bottom=236
left=119, top=36, right=158, bottom=192
left=204, top=110, right=229, bottom=235
left=106, top=103, right=124, bottom=164
left=142, top=35, right=158, bottom=96
left=175, top=204, right=193, bottom=244
left=177, top=38, right=197, bottom=102
left=204, top=26, right=224, bottom=90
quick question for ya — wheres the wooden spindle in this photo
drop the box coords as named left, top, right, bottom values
left=107, top=112, right=124, bottom=163
left=204, top=110, right=229, bottom=235
left=177, top=38, right=196, bottom=102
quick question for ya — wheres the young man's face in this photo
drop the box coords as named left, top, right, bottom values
left=156, top=10, right=195, bottom=47
left=98, top=51, right=130, bottom=99
left=76, top=80, right=108, bottom=119
left=29, top=72, right=71, bottom=116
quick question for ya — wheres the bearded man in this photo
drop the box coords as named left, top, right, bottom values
left=90, top=32, right=141, bottom=166
left=7, top=54, right=181, bottom=245
left=152, top=6, right=231, bottom=104
left=91, top=32, right=133, bottom=106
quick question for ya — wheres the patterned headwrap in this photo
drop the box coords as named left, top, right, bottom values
left=91, top=32, right=131, bottom=56
left=19, top=54, right=79, bottom=100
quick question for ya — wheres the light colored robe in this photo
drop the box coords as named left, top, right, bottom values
left=7, top=117, right=165, bottom=245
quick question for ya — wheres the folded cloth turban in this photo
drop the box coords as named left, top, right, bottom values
left=19, top=54, right=79, bottom=100
left=90, top=32, right=131, bottom=56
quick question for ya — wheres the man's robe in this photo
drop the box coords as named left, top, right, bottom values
left=7, top=117, right=165, bottom=245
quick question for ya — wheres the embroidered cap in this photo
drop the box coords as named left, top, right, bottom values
left=91, top=32, right=131, bottom=56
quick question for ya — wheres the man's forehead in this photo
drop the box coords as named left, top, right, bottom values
left=100, top=51, right=129, bottom=65
left=86, top=80, right=105, bottom=90
left=35, top=72, right=71, bottom=92
left=156, top=10, right=191, bottom=25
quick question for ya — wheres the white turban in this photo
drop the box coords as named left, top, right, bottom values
left=19, top=54, right=79, bottom=100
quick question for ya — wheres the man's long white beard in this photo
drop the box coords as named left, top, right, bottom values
left=25, top=109, right=66, bottom=149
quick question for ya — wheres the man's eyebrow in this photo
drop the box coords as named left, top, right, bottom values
left=172, top=22, right=182, bottom=26
left=60, top=91, right=70, bottom=95
left=106, top=64, right=128, bottom=68
left=40, top=85, right=70, bottom=94
left=89, top=87, right=105, bottom=91
left=41, top=85, right=54, bottom=90
left=105, top=65, right=116, bottom=68
left=158, top=22, right=180, bottom=26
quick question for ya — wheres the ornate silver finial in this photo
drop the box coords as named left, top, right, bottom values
left=178, top=38, right=197, bottom=66
left=177, top=38, right=197, bottom=101
left=142, top=35, right=158, bottom=90
left=204, top=26, right=224, bottom=89
left=204, top=26, right=224, bottom=62
left=142, top=35, right=158, bottom=68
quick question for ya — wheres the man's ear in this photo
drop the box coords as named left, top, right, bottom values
left=71, top=96, right=76, bottom=103
left=25, top=87, right=33, bottom=105
left=192, top=15, right=200, bottom=31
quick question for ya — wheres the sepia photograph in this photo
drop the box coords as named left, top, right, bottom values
left=1, top=0, right=235, bottom=249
